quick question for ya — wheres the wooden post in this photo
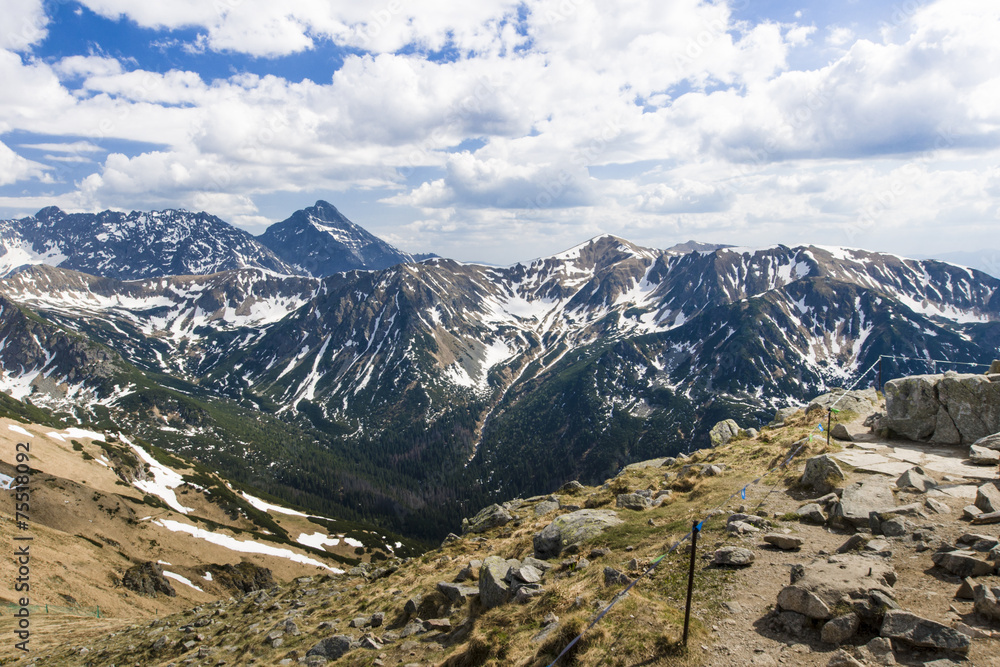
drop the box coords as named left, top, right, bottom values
left=683, top=521, right=700, bottom=646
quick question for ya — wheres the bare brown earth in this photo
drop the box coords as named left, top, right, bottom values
left=1, top=405, right=999, bottom=666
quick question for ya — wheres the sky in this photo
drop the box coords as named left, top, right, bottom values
left=0, top=0, right=998, bottom=267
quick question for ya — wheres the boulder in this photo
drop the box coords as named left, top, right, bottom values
left=808, top=388, right=878, bottom=416
left=306, top=635, right=353, bottom=661
left=973, top=432, right=1000, bottom=451
left=861, top=637, right=896, bottom=666
left=436, top=581, right=479, bottom=603
left=831, top=423, right=853, bottom=442
left=896, top=466, right=937, bottom=493
left=710, top=419, right=741, bottom=446
left=973, top=583, right=1000, bottom=621
left=776, top=556, right=896, bottom=621
left=764, top=534, right=804, bottom=551
left=976, top=481, right=1000, bottom=514
left=880, top=610, right=970, bottom=654
left=798, top=503, right=828, bottom=524
left=603, top=566, right=630, bottom=587
left=931, top=550, right=995, bottom=577
left=713, top=547, right=754, bottom=567
left=924, top=497, right=951, bottom=514
left=821, top=612, right=860, bottom=645
left=834, top=478, right=896, bottom=528
left=969, top=444, right=1000, bottom=465
left=479, top=556, right=512, bottom=609
left=616, top=493, right=652, bottom=511
left=534, top=499, right=560, bottom=516
left=463, top=504, right=513, bottom=534
left=884, top=373, right=1000, bottom=445
left=800, top=455, right=846, bottom=495
left=532, top=509, right=624, bottom=559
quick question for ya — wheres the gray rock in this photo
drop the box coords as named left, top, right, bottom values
left=699, top=464, right=723, bottom=477
left=369, top=612, right=384, bottom=628
left=522, top=556, right=554, bottom=573
left=514, top=584, right=545, bottom=603
left=306, top=635, right=353, bottom=661
left=957, top=533, right=999, bottom=551
left=713, top=547, right=754, bottom=567
left=728, top=520, right=761, bottom=535
left=532, top=509, right=624, bottom=559
left=777, top=556, right=896, bottom=621
left=880, top=516, right=908, bottom=537
left=479, top=556, right=512, bottom=609
left=880, top=610, right=970, bottom=654
left=956, top=577, right=976, bottom=600
left=896, top=466, right=937, bottom=493
left=969, top=444, right=1000, bottom=465
left=769, top=610, right=810, bottom=637
left=862, top=637, right=896, bottom=666
left=616, top=493, right=652, bottom=511
left=976, top=482, right=1000, bottom=514
left=560, top=480, right=585, bottom=492
left=746, top=428, right=759, bottom=438
left=710, top=419, right=741, bottom=446
left=821, top=612, right=860, bottom=644
left=800, top=455, right=846, bottom=494
left=963, top=505, right=984, bottom=520
left=509, top=563, right=542, bottom=585
left=835, top=478, right=896, bottom=528
left=924, top=497, right=951, bottom=514
left=836, top=534, right=867, bottom=553
left=349, top=616, right=367, bottom=628
left=436, top=581, right=478, bottom=603
left=973, top=432, right=1000, bottom=451
left=831, top=423, right=853, bottom=442
left=764, top=534, right=804, bottom=551
left=973, top=583, right=1000, bottom=620
left=463, top=504, right=513, bottom=534
left=884, top=373, right=1000, bottom=445
left=798, top=503, right=828, bottom=524
left=808, top=388, right=878, bottom=416
left=534, top=500, right=560, bottom=516
left=603, top=566, right=630, bottom=587
left=932, top=550, right=995, bottom=577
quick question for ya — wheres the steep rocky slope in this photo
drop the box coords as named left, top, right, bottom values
left=6, top=391, right=1000, bottom=666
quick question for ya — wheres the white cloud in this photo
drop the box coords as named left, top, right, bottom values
left=0, top=0, right=998, bottom=264
left=0, top=0, right=47, bottom=51
left=0, top=140, right=48, bottom=185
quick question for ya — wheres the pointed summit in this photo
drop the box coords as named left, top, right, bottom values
left=257, top=201, right=417, bottom=277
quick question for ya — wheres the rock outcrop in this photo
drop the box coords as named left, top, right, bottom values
left=884, top=372, right=1000, bottom=445
left=533, top=509, right=624, bottom=559
left=121, top=562, right=177, bottom=598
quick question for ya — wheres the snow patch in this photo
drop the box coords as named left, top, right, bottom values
left=153, top=519, right=344, bottom=573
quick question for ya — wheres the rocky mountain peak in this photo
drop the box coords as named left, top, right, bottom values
left=256, top=201, right=417, bottom=277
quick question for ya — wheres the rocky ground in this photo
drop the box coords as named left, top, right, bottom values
left=3, top=389, right=1000, bottom=667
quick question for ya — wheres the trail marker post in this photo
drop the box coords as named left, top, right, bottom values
left=682, top=520, right=700, bottom=646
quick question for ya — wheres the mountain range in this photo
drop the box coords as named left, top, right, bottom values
left=0, top=202, right=997, bottom=540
